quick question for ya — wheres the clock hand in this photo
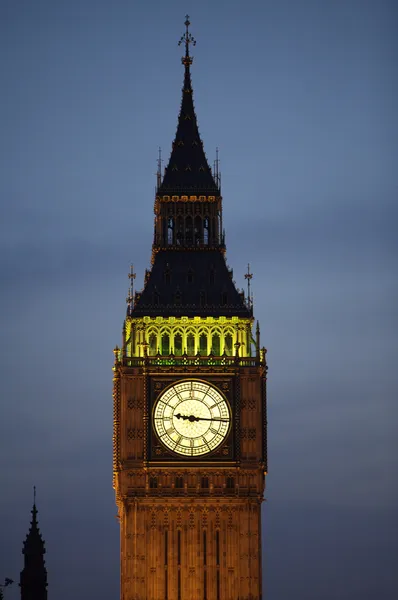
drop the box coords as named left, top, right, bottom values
left=175, top=413, right=228, bottom=423
left=195, top=416, right=229, bottom=422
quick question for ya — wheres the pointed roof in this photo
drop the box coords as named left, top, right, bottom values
left=157, top=17, right=220, bottom=197
left=22, top=493, right=46, bottom=559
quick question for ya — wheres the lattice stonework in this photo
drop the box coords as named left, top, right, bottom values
left=124, top=315, right=254, bottom=358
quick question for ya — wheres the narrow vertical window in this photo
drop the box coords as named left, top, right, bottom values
left=174, top=334, right=182, bottom=356
left=199, top=334, right=207, bottom=356
left=212, top=333, right=220, bottom=356
left=203, top=530, right=207, bottom=565
left=149, top=477, right=158, bottom=489
left=175, top=476, right=184, bottom=488
left=204, top=216, right=209, bottom=245
left=167, top=217, right=174, bottom=245
left=216, top=530, right=220, bottom=565
left=187, top=333, right=195, bottom=355
left=226, top=476, right=235, bottom=489
left=185, top=216, right=193, bottom=246
left=149, top=334, right=157, bottom=356
left=224, top=333, right=233, bottom=356
left=194, top=215, right=202, bottom=245
left=201, top=477, right=209, bottom=489
left=161, top=334, right=170, bottom=355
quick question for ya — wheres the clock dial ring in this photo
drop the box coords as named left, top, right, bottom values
left=152, top=380, right=231, bottom=457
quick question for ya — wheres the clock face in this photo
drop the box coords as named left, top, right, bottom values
left=153, top=380, right=231, bottom=456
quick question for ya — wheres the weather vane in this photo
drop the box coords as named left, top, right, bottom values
left=178, top=15, right=196, bottom=65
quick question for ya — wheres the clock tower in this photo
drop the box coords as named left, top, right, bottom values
left=113, top=17, right=267, bottom=600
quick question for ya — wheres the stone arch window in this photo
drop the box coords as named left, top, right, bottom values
left=149, top=333, right=157, bottom=356
left=161, top=334, right=170, bottom=355
left=187, top=333, right=195, bottom=355
left=175, top=476, right=184, bottom=489
left=185, top=216, right=193, bottom=246
left=194, top=215, right=202, bottom=245
left=199, top=333, right=207, bottom=356
left=176, top=216, right=183, bottom=245
left=204, top=217, right=209, bottom=245
left=167, top=217, right=174, bottom=245
left=212, top=333, right=220, bottom=356
left=149, top=477, right=158, bottom=489
left=174, top=333, right=183, bottom=356
left=224, top=333, right=233, bottom=356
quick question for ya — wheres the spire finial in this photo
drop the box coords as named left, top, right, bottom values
left=178, top=15, right=196, bottom=66
left=245, top=263, right=253, bottom=309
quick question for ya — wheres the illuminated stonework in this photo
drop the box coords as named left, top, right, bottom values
left=125, top=316, right=254, bottom=358
left=113, top=18, right=267, bottom=600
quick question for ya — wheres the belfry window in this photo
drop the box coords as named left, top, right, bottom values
left=185, top=216, right=193, bottom=245
left=161, top=334, right=170, bottom=355
left=167, top=217, right=174, bottom=245
left=187, top=333, right=195, bottom=355
left=176, top=216, right=183, bottom=245
left=194, top=215, right=202, bottom=245
left=204, top=217, right=209, bottom=245
left=225, top=333, right=233, bottom=356
left=174, top=334, right=182, bottom=356
left=149, top=334, right=157, bottom=356
left=199, top=334, right=207, bottom=356
left=212, top=334, right=220, bottom=356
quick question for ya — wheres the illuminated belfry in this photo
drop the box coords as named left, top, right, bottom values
left=113, top=16, right=267, bottom=600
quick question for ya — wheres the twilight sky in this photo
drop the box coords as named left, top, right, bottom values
left=0, top=1, right=397, bottom=599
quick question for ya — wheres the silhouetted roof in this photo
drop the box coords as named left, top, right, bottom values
left=132, top=249, right=251, bottom=318
left=157, top=46, right=220, bottom=197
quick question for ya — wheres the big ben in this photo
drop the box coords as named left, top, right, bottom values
left=113, top=17, right=267, bottom=600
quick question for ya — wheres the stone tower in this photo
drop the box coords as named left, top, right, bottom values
left=113, top=17, right=267, bottom=600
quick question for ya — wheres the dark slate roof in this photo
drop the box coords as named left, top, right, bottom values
left=132, top=250, right=251, bottom=318
left=157, top=60, right=220, bottom=197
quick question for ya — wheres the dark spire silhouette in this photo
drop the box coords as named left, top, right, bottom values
left=20, top=488, right=48, bottom=600
left=157, top=16, right=220, bottom=197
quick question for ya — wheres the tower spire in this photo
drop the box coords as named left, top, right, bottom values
left=20, top=489, right=48, bottom=600
left=157, top=17, right=219, bottom=197
left=178, top=14, right=196, bottom=68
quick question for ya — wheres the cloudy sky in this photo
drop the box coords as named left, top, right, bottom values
left=0, top=0, right=397, bottom=599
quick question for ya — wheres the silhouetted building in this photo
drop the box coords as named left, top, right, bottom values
left=20, top=494, right=47, bottom=600
left=113, top=16, right=268, bottom=600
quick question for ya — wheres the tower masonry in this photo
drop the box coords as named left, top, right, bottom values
left=113, top=17, right=268, bottom=600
